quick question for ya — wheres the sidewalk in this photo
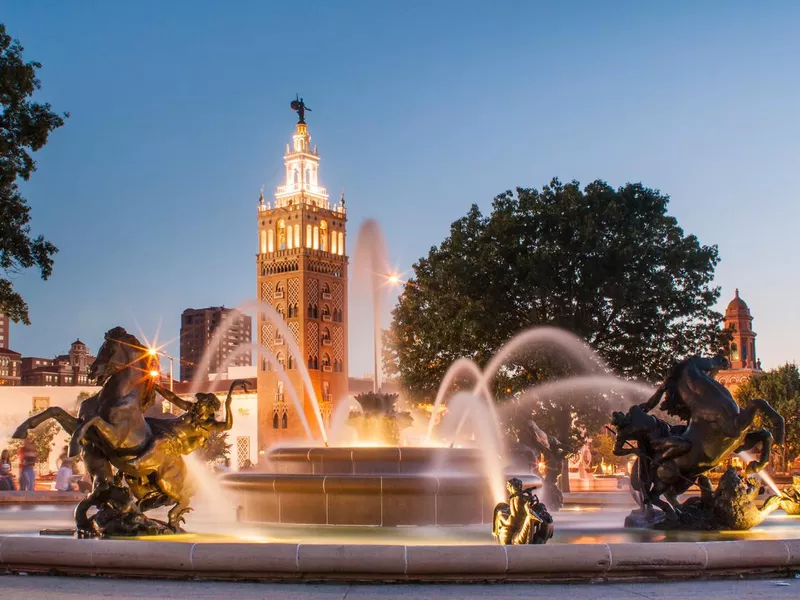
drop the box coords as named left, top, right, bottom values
left=0, top=574, right=797, bottom=599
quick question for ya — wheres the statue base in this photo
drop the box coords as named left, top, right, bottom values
left=624, top=468, right=782, bottom=531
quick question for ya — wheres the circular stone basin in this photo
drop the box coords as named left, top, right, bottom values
left=220, top=446, right=542, bottom=527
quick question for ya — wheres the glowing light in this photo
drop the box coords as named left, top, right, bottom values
left=149, top=370, right=160, bottom=378
left=147, top=347, right=158, bottom=357
left=387, top=273, right=401, bottom=286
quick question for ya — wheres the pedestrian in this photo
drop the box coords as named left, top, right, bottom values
left=0, top=449, right=15, bottom=491
left=19, top=439, right=37, bottom=491
left=55, top=445, right=74, bottom=491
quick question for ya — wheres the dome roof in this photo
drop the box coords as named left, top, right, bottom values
left=726, top=289, right=749, bottom=314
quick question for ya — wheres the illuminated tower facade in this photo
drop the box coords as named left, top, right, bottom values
left=256, top=109, right=348, bottom=450
left=716, top=288, right=762, bottom=396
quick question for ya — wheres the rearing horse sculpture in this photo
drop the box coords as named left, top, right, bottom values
left=14, top=327, right=160, bottom=532
left=631, top=354, right=784, bottom=517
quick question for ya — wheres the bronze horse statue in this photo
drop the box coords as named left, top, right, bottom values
left=616, top=354, right=784, bottom=520
left=14, top=327, right=162, bottom=532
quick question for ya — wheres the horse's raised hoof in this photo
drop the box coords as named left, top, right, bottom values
left=11, top=425, right=28, bottom=439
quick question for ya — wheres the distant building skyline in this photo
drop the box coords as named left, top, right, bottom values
left=179, top=307, right=252, bottom=382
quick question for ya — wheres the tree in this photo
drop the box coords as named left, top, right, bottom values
left=197, top=429, right=231, bottom=465
left=7, top=409, right=61, bottom=473
left=736, top=363, right=800, bottom=472
left=385, top=179, right=728, bottom=464
left=385, top=179, right=726, bottom=397
left=0, top=24, right=67, bottom=324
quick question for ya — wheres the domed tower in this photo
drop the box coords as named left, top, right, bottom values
left=716, top=289, right=761, bottom=395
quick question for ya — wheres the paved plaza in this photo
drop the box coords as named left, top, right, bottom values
left=0, top=575, right=798, bottom=599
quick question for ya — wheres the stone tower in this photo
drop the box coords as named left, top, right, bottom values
left=255, top=110, right=348, bottom=451
left=716, top=289, right=761, bottom=395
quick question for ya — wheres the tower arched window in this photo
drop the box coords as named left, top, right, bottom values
left=276, top=352, right=285, bottom=369
left=267, top=229, right=274, bottom=253
left=259, top=230, right=267, bottom=254
left=293, top=169, right=299, bottom=184
left=313, top=226, right=319, bottom=250
left=320, top=221, right=328, bottom=252
left=321, top=304, right=331, bottom=320
left=294, top=224, right=300, bottom=248
left=282, top=412, right=288, bottom=429
left=731, top=343, right=739, bottom=361
left=338, top=232, right=344, bottom=255
left=305, top=168, right=311, bottom=185
left=322, top=353, right=331, bottom=368
left=313, top=303, right=318, bottom=318
left=308, top=355, right=315, bottom=369
left=306, top=224, right=312, bottom=248
left=277, top=220, right=286, bottom=250
left=742, top=343, right=748, bottom=363
left=321, top=282, right=331, bottom=296
left=288, top=354, right=294, bottom=370
left=331, top=229, right=338, bottom=254
left=276, top=303, right=285, bottom=319
left=322, top=327, right=331, bottom=343
left=273, top=412, right=279, bottom=429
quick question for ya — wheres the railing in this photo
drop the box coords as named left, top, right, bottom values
left=322, top=365, right=332, bottom=373
left=322, top=314, right=332, bottom=322
left=321, top=292, right=332, bottom=300
left=274, top=290, right=285, bottom=299
left=322, top=338, right=332, bottom=346
left=275, top=183, right=329, bottom=198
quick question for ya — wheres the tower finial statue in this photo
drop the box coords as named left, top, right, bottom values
left=290, top=95, right=311, bottom=124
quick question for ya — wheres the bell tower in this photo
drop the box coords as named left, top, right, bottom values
left=256, top=101, right=349, bottom=451
left=716, top=288, right=762, bottom=395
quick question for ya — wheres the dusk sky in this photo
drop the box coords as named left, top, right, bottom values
left=3, top=2, right=799, bottom=377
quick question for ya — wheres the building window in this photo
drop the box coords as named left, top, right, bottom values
left=282, top=412, right=288, bottom=429
left=306, top=224, right=312, bottom=248
left=236, top=437, right=250, bottom=468
left=331, top=230, right=338, bottom=254
left=268, top=229, right=274, bottom=253
left=338, top=231, right=344, bottom=255
left=294, top=224, right=300, bottom=248
left=278, top=220, right=287, bottom=250
left=313, top=226, right=319, bottom=250
left=731, top=343, right=739, bottom=361
left=260, top=230, right=267, bottom=254
left=320, top=221, right=328, bottom=252
left=273, top=412, right=280, bottom=429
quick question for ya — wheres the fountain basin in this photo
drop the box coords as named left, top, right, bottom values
left=221, top=446, right=542, bottom=526
left=265, top=446, right=487, bottom=474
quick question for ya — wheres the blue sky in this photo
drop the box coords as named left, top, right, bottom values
left=3, top=2, right=800, bottom=376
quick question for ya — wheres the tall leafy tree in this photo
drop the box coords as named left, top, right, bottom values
left=736, top=363, right=800, bottom=471
left=0, top=24, right=67, bottom=324
left=385, top=179, right=727, bottom=469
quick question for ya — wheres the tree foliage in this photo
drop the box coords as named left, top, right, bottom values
left=385, top=178, right=726, bottom=403
left=197, top=429, right=231, bottom=464
left=736, top=363, right=800, bottom=467
left=0, top=24, right=67, bottom=324
left=7, top=409, right=61, bottom=471
left=385, top=179, right=728, bottom=458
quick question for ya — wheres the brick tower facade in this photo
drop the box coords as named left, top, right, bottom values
left=716, top=289, right=762, bottom=395
left=255, top=109, right=348, bottom=451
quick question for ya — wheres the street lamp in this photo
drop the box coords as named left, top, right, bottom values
left=147, top=347, right=175, bottom=392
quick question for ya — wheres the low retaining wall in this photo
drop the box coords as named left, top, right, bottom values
left=0, top=536, right=798, bottom=582
left=0, top=491, right=84, bottom=505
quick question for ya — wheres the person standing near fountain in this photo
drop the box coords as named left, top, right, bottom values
left=19, top=439, right=37, bottom=491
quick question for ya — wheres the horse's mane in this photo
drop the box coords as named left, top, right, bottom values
left=103, top=326, right=158, bottom=410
